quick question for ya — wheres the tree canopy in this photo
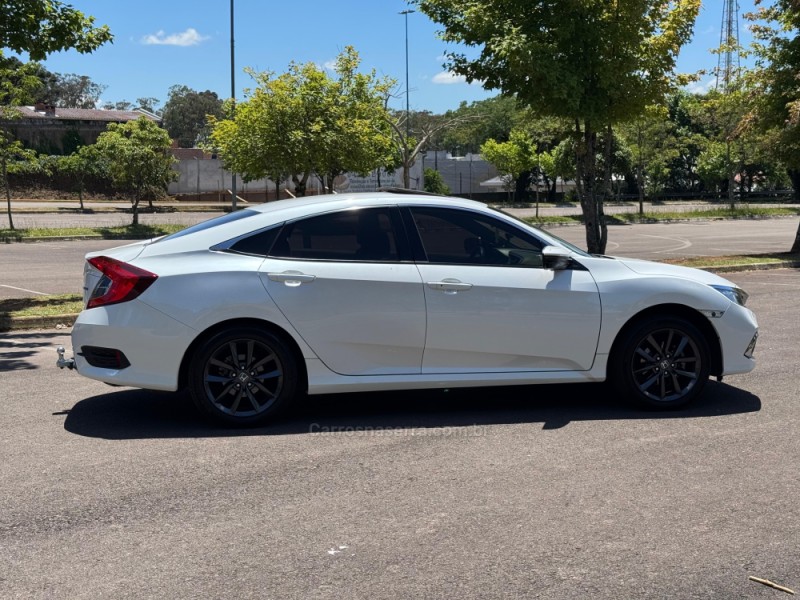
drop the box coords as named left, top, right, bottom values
left=417, top=0, right=700, bottom=253
left=94, top=118, right=176, bottom=225
left=0, top=0, right=112, bottom=60
left=162, top=85, right=223, bottom=147
left=209, top=46, right=395, bottom=196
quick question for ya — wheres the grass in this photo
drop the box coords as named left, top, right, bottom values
left=0, top=223, right=185, bottom=241
left=661, top=252, right=800, bottom=269
left=525, top=206, right=800, bottom=226
left=0, top=294, right=83, bottom=319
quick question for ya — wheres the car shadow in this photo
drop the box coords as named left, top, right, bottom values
left=61, top=380, right=761, bottom=440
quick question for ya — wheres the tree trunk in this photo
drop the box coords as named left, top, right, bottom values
left=131, top=195, right=140, bottom=226
left=292, top=173, right=309, bottom=197
left=789, top=168, right=800, bottom=253
left=2, top=159, right=13, bottom=230
left=78, top=183, right=85, bottom=212
left=575, top=120, right=605, bottom=254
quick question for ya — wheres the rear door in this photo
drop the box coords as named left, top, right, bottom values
left=259, top=206, right=426, bottom=376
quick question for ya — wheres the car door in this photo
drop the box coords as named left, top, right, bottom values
left=258, top=206, right=426, bottom=376
left=407, top=206, right=602, bottom=373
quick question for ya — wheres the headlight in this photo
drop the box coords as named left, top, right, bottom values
left=710, top=285, right=748, bottom=306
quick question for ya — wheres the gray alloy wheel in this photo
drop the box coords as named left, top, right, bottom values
left=189, top=327, right=297, bottom=426
left=613, top=316, right=710, bottom=409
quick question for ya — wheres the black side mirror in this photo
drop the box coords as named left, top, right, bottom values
left=542, top=245, right=572, bottom=270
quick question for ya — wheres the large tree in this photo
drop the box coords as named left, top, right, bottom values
left=747, top=0, right=800, bottom=251
left=162, top=85, right=223, bottom=147
left=0, top=0, right=112, bottom=60
left=210, top=47, right=395, bottom=197
left=94, top=118, right=176, bottom=225
left=417, top=0, right=700, bottom=253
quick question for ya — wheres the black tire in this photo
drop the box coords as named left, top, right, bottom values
left=611, top=316, right=710, bottom=410
left=188, top=326, right=297, bottom=426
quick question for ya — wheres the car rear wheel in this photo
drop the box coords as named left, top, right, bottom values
left=612, top=316, right=710, bottom=409
left=188, top=327, right=297, bottom=426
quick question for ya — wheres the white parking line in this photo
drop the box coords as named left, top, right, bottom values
left=637, top=234, right=693, bottom=254
left=0, top=284, right=49, bottom=295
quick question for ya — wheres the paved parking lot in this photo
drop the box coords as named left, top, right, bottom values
left=0, top=269, right=797, bottom=598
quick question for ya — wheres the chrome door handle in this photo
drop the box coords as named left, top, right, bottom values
left=267, top=271, right=316, bottom=286
left=426, top=279, right=473, bottom=293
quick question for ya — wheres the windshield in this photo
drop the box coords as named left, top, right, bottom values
left=490, top=207, right=591, bottom=257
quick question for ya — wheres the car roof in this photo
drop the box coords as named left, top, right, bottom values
left=245, top=192, right=489, bottom=220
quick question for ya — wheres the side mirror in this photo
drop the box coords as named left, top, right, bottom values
left=542, top=245, right=572, bottom=270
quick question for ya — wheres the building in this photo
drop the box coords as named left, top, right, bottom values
left=3, top=103, right=161, bottom=155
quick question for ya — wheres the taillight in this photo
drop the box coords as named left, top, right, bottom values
left=86, top=256, right=157, bottom=309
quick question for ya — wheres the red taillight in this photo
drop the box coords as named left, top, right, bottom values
left=86, top=256, right=158, bottom=309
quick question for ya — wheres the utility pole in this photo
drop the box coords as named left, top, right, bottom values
left=400, top=8, right=414, bottom=188
left=716, top=0, right=741, bottom=210
left=230, top=0, right=238, bottom=210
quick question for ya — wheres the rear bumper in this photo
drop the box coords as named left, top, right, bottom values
left=71, top=300, right=197, bottom=391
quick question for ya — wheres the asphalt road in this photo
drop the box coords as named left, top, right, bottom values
left=0, top=269, right=797, bottom=598
left=1, top=218, right=798, bottom=299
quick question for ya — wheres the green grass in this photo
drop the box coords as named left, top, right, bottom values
left=0, top=223, right=185, bottom=241
left=525, top=206, right=800, bottom=226
left=0, top=294, right=83, bottom=319
left=661, top=253, right=800, bottom=269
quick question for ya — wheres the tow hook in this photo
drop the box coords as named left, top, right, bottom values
left=56, top=346, right=76, bottom=370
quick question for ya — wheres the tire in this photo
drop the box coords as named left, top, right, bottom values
left=188, top=326, right=297, bottom=426
left=611, top=316, right=710, bottom=410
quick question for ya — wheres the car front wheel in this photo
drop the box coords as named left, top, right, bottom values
left=188, top=327, right=297, bottom=426
left=612, top=316, right=710, bottom=409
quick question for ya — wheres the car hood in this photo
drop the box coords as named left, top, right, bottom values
left=613, top=256, right=736, bottom=287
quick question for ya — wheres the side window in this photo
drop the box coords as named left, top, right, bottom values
left=410, top=207, right=544, bottom=267
left=270, top=208, right=399, bottom=261
left=227, top=226, right=281, bottom=256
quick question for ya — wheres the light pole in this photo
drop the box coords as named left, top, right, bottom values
left=230, top=0, right=237, bottom=210
left=400, top=8, right=414, bottom=188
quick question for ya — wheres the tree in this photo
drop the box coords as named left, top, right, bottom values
left=423, top=167, right=450, bottom=195
left=162, top=85, right=223, bottom=147
left=102, top=100, right=133, bottom=111
left=417, top=0, right=700, bottom=253
left=58, top=144, right=105, bottom=212
left=480, top=131, right=536, bottom=202
left=47, top=73, right=106, bottom=108
left=136, top=97, right=160, bottom=114
left=210, top=47, right=395, bottom=197
left=747, top=0, right=800, bottom=251
left=1, top=0, right=112, bottom=60
left=94, top=118, right=176, bottom=225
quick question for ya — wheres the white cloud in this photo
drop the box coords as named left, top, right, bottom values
left=141, top=28, right=209, bottom=47
left=323, top=59, right=337, bottom=71
left=686, top=77, right=716, bottom=94
left=432, top=71, right=467, bottom=85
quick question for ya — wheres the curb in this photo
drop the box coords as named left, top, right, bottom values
left=702, top=260, right=800, bottom=274
left=2, top=234, right=156, bottom=243
left=0, top=313, right=77, bottom=333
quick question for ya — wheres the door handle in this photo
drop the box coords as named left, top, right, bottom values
left=426, top=279, right=473, bottom=293
left=267, top=271, right=316, bottom=286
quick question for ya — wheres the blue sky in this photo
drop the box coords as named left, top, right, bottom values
left=34, top=0, right=757, bottom=114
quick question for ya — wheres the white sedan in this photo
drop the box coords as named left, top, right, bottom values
left=61, top=192, right=758, bottom=426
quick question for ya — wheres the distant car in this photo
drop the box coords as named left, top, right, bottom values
left=62, top=192, right=758, bottom=426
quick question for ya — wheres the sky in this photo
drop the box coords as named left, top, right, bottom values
left=32, top=0, right=759, bottom=114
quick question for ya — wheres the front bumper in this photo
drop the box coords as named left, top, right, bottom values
left=714, top=303, right=758, bottom=376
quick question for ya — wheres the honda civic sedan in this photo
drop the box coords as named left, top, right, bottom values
left=63, top=191, right=758, bottom=426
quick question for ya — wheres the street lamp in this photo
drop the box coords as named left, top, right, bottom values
left=399, top=9, right=414, bottom=146
left=230, top=0, right=237, bottom=210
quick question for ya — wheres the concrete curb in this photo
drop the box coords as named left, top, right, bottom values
left=702, top=260, right=800, bottom=274
left=0, top=314, right=76, bottom=332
